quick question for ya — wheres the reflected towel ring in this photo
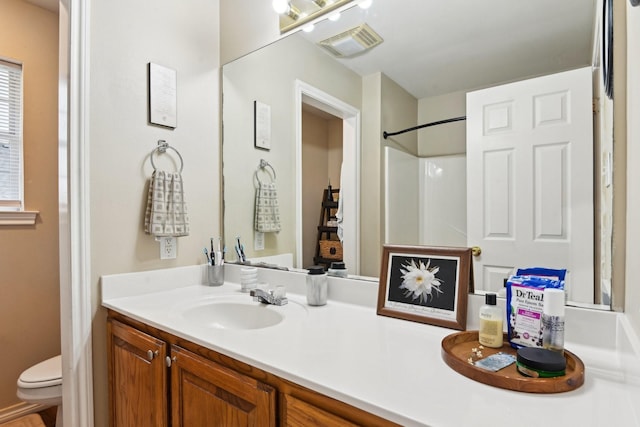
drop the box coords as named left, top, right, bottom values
left=255, top=159, right=276, bottom=184
left=150, top=139, right=184, bottom=173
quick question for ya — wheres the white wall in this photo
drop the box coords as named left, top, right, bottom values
left=89, top=1, right=220, bottom=425
left=420, top=155, right=467, bottom=247
left=384, top=147, right=419, bottom=244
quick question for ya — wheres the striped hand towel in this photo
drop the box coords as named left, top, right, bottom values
left=254, top=181, right=281, bottom=233
left=144, top=170, right=190, bottom=237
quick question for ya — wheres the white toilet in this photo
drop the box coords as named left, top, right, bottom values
left=16, top=355, right=63, bottom=427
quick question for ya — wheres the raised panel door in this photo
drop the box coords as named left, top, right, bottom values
left=107, top=319, right=168, bottom=427
left=282, top=394, right=358, bottom=427
left=170, top=345, right=276, bottom=427
left=467, top=67, right=593, bottom=301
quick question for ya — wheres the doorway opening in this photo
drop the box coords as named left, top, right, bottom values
left=294, top=80, right=360, bottom=274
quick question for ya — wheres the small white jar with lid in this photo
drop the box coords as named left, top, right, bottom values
left=327, top=261, right=348, bottom=278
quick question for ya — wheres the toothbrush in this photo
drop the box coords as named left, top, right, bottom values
left=235, top=236, right=246, bottom=263
left=216, top=237, right=224, bottom=266
left=203, top=247, right=211, bottom=265
left=237, top=237, right=246, bottom=263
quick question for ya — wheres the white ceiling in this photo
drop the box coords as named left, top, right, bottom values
left=301, top=0, right=597, bottom=99
left=22, top=0, right=596, bottom=100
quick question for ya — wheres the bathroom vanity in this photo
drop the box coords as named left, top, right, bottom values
left=107, top=314, right=395, bottom=426
left=102, top=264, right=640, bottom=427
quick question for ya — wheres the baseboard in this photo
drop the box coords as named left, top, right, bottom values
left=0, top=402, right=46, bottom=424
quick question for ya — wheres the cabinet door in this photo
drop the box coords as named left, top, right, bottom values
left=282, top=394, right=358, bottom=427
left=171, top=345, right=276, bottom=427
left=107, top=319, right=168, bottom=427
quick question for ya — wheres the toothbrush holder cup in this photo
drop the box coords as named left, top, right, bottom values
left=207, top=265, right=224, bottom=286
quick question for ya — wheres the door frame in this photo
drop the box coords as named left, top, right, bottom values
left=59, top=1, right=95, bottom=426
left=294, top=80, right=360, bottom=274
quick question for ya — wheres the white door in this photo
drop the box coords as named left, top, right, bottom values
left=467, top=67, right=593, bottom=303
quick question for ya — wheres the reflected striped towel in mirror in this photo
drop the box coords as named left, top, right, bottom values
left=144, top=170, right=190, bottom=237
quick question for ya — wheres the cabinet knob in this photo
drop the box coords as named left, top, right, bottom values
left=147, top=350, right=159, bottom=361
left=165, top=356, right=176, bottom=367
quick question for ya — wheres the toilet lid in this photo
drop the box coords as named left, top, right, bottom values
left=18, top=355, right=62, bottom=388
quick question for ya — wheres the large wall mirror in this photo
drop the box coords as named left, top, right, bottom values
left=222, top=0, right=613, bottom=310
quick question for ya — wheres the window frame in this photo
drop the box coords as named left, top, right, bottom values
left=0, top=57, right=37, bottom=224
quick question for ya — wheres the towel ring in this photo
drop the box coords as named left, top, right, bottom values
left=255, top=159, right=276, bottom=184
left=150, top=140, right=184, bottom=173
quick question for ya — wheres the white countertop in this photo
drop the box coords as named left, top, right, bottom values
left=101, top=265, right=640, bottom=427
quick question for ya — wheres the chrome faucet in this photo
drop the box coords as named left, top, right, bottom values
left=250, top=288, right=288, bottom=306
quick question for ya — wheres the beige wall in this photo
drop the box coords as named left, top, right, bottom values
left=222, top=33, right=361, bottom=265
left=417, top=91, right=466, bottom=156
left=381, top=74, right=418, bottom=156
left=220, top=0, right=281, bottom=65
left=0, top=0, right=59, bottom=410
left=88, top=1, right=220, bottom=425
left=301, top=110, right=342, bottom=268
left=626, top=1, right=640, bottom=334
left=359, top=72, right=418, bottom=277
left=360, top=73, right=383, bottom=277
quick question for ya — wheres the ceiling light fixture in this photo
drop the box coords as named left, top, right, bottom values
left=303, top=23, right=315, bottom=32
left=272, top=0, right=289, bottom=14
left=358, top=0, right=372, bottom=9
left=275, top=0, right=355, bottom=33
left=328, top=11, right=341, bottom=21
left=286, top=5, right=301, bottom=20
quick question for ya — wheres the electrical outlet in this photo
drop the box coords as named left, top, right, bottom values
left=160, top=237, right=177, bottom=259
left=254, top=232, right=265, bottom=251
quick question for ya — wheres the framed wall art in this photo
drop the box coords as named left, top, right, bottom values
left=148, top=63, right=177, bottom=128
left=254, top=100, right=271, bottom=150
left=377, top=245, right=472, bottom=330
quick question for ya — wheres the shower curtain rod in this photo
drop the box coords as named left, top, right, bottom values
left=382, top=115, right=466, bottom=139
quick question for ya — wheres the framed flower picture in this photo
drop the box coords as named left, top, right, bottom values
left=376, top=245, right=472, bottom=330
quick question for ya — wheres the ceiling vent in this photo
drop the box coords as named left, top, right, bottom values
left=318, top=23, right=383, bottom=58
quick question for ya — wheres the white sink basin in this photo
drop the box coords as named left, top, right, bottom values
left=177, top=294, right=306, bottom=330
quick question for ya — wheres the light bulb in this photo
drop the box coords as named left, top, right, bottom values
left=358, top=0, right=373, bottom=9
left=272, top=0, right=289, bottom=14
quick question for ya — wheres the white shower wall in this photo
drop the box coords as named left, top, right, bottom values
left=419, top=154, right=467, bottom=247
left=384, top=147, right=420, bottom=244
left=385, top=146, right=466, bottom=247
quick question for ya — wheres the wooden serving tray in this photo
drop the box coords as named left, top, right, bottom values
left=441, top=331, right=584, bottom=393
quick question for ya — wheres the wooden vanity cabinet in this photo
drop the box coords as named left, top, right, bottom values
left=281, top=394, right=358, bottom=426
left=107, top=313, right=399, bottom=427
left=107, top=318, right=168, bottom=427
left=170, top=344, right=275, bottom=426
left=107, top=318, right=276, bottom=427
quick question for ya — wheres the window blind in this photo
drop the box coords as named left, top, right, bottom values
left=0, top=59, right=23, bottom=210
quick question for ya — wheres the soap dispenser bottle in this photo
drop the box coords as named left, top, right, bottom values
left=479, top=293, right=503, bottom=348
left=542, top=288, right=565, bottom=353
left=306, top=266, right=328, bottom=306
